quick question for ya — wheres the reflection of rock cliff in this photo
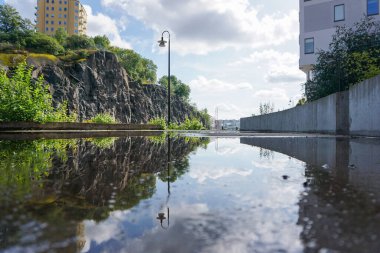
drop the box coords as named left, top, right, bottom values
left=34, top=51, right=202, bottom=123
left=48, top=136, right=208, bottom=219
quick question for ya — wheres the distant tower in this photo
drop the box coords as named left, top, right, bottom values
left=35, top=0, right=87, bottom=36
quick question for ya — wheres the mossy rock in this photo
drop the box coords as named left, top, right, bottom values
left=0, top=53, right=59, bottom=67
left=0, top=53, right=27, bottom=67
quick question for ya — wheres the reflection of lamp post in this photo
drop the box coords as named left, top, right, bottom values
left=158, top=31, right=171, bottom=126
left=156, top=136, right=171, bottom=229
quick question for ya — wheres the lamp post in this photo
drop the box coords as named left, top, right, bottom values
left=158, top=31, right=171, bottom=126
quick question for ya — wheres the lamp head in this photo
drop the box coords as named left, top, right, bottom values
left=158, top=37, right=167, bottom=47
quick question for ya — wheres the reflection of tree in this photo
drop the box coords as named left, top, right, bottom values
left=0, top=139, right=76, bottom=203
left=0, top=136, right=210, bottom=252
left=259, top=147, right=274, bottom=160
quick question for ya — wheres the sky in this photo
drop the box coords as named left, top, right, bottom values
left=2, top=0, right=305, bottom=119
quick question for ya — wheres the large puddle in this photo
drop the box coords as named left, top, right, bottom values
left=0, top=134, right=379, bottom=253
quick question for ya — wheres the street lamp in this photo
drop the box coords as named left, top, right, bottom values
left=158, top=31, right=171, bottom=126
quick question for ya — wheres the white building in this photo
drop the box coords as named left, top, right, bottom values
left=299, top=0, right=380, bottom=80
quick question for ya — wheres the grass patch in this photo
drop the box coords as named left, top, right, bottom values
left=86, top=113, right=118, bottom=124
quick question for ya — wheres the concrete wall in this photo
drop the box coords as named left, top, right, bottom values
left=241, top=91, right=348, bottom=134
left=241, top=75, right=380, bottom=136
left=349, top=75, right=380, bottom=136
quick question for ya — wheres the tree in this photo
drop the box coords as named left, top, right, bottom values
left=94, top=35, right=111, bottom=49
left=110, top=47, right=157, bottom=84
left=158, top=75, right=191, bottom=101
left=65, top=35, right=95, bottom=50
left=259, top=102, right=275, bottom=115
left=0, top=4, right=33, bottom=48
left=26, top=32, right=64, bottom=55
left=0, top=4, right=28, bottom=33
left=54, top=28, right=68, bottom=45
left=305, top=17, right=380, bottom=101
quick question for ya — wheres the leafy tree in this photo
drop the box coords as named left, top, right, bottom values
left=65, top=35, right=95, bottom=50
left=0, top=4, right=29, bottom=33
left=0, top=4, right=33, bottom=48
left=110, top=47, right=157, bottom=84
left=25, top=32, right=64, bottom=55
left=54, top=28, right=68, bottom=45
left=305, top=17, right=380, bottom=101
left=259, top=102, right=275, bottom=115
left=94, top=35, right=111, bottom=49
left=159, top=75, right=191, bottom=101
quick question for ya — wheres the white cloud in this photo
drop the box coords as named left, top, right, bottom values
left=4, top=0, right=35, bottom=20
left=101, top=0, right=298, bottom=55
left=253, top=88, right=289, bottom=103
left=189, top=76, right=253, bottom=93
left=230, top=50, right=305, bottom=85
left=84, top=5, right=132, bottom=49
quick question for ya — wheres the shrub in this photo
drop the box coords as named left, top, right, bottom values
left=148, top=117, right=167, bottom=130
left=65, top=35, right=95, bottom=50
left=0, top=61, right=76, bottom=122
left=87, top=113, right=118, bottom=124
left=170, top=118, right=205, bottom=130
left=25, top=32, right=64, bottom=55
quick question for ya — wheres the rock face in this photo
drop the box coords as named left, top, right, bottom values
left=34, top=51, right=201, bottom=123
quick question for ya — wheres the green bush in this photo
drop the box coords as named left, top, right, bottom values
left=65, top=35, right=95, bottom=50
left=87, top=113, right=118, bottom=124
left=170, top=118, right=205, bottom=130
left=25, top=32, right=64, bottom=55
left=0, top=61, right=76, bottom=122
left=148, top=117, right=167, bottom=130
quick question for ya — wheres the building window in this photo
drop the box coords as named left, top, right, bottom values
left=59, top=0, right=62, bottom=4
left=64, top=14, right=67, bottom=18
left=51, top=21, right=54, bottom=24
left=46, top=27, right=49, bottom=31
left=75, top=30, right=78, bottom=34
left=46, top=14, right=49, bottom=17
left=74, top=23, right=78, bottom=27
left=46, top=7, right=49, bottom=10
left=64, top=21, right=67, bottom=25
left=64, top=1, right=67, bottom=4
left=46, top=0, right=49, bottom=2
left=305, top=38, right=314, bottom=54
left=45, top=20, right=48, bottom=24
left=51, top=7, right=55, bottom=11
left=51, top=14, right=54, bottom=17
left=59, top=21, right=62, bottom=25
left=334, top=4, right=345, bottom=22
left=59, top=14, right=62, bottom=18
left=368, top=0, right=379, bottom=15
left=51, top=27, right=54, bottom=31
left=64, top=8, right=67, bottom=11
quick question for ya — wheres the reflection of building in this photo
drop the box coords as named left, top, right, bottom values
left=36, top=0, right=87, bottom=35
left=241, top=137, right=380, bottom=252
left=299, top=0, right=380, bottom=80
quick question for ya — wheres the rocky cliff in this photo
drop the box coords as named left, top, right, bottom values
left=33, top=51, right=202, bottom=123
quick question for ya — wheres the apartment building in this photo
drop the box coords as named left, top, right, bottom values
left=36, top=0, right=87, bottom=36
left=299, top=0, right=380, bottom=80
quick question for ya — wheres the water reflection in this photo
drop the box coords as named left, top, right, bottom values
left=0, top=135, right=209, bottom=252
left=241, top=137, right=380, bottom=253
left=0, top=135, right=379, bottom=253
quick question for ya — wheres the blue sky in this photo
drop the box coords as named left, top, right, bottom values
left=3, top=0, right=304, bottom=119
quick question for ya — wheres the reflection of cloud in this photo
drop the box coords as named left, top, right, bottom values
left=189, top=167, right=252, bottom=183
left=81, top=210, right=130, bottom=252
